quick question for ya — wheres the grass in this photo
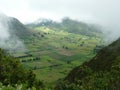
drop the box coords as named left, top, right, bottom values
left=11, top=26, right=102, bottom=86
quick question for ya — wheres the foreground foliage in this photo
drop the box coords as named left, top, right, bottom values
left=0, top=48, right=45, bottom=89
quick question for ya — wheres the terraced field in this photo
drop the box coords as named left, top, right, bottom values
left=9, top=26, right=103, bottom=87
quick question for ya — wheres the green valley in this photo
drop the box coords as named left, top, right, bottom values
left=11, top=18, right=104, bottom=87
left=0, top=1, right=120, bottom=90
left=0, top=15, right=105, bottom=89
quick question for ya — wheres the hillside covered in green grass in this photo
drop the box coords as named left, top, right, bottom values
left=56, top=38, right=120, bottom=90
left=23, top=18, right=104, bottom=85
left=0, top=15, right=104, bottom=89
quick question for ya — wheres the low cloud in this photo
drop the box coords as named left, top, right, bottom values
left=0, top=14, right=25, bottom=51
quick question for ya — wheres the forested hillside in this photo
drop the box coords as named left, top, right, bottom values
left=56, top=38, right=120, bottom=90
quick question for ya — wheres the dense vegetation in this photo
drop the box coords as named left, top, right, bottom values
left=0, top=48, right=45, bottom=90
left=56, top=38, right=120, bottom=90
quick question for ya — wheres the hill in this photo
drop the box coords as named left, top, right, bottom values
left=0, top=15, right=104, bottom=88
left=0, top=14, right=31, bottom=39
left=56, top=38, right=120, bottom=89
left=7, top=17, right=103, bottom=87
left=21, top=25, right=103, bottom=85
left=0, top=14, right=33, bottom=51
left=26, top=17, right=102, bottom=37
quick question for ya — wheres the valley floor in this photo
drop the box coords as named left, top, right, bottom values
left=10, top=27, right=103, bottom=87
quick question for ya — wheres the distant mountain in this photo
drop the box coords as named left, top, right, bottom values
left=0, top=14, right=32, bottom=51
left=56, top=38, right=120, bottom=89
left=26, top=18, right=53, bottom=28
left=34, top=18, right=53, bottom=25
left=0, top=14, right=31, bottom=39
left=26, top=17, right=102, bottom=37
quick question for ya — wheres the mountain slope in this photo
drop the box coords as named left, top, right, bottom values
left=0, top=14, right=33, bottom=51
left=56, top=38, right=120, bottom=89
left=26, top=18, right=102, bottom=37
left=0, top=14, right=31, bottom=39
left=8, top=17, right=31, bottom=38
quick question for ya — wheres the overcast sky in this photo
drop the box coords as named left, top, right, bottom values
left=0, top=0, right=119, bottom=23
